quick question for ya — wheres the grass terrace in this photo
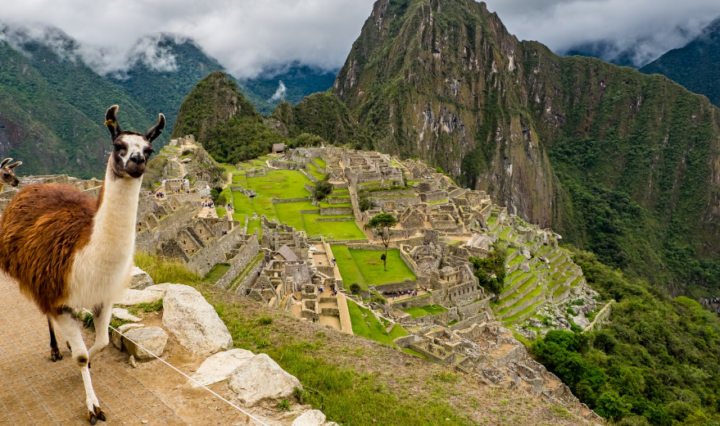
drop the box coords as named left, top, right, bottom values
left=306, top=163, right=326, bottom=181
left=348, top=301, right=408, bottom=346
left=402, top=304, right=447, bottom=319
left=313, top=158, right=327, bottom=168
left=334, top=247, right=417, bottom=289
left=204, top=263, right=230, bottom=284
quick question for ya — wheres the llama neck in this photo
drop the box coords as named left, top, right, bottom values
left=90, top=162, right=142, bottom=255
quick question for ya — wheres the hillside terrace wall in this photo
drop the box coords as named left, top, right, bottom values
left=457, top=297, right=491, bottom=319
left=321, top=206, right=353, bottom=215
left=185, top=226, right=247, bottom=276
left=235, top=258, right=267, bottom=295
left=583, top=300, right=615, bottom=333
left=214, top=236, right=261, bottom=289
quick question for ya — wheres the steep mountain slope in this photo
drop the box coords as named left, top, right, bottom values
left=172, top=72, right=285, bottom=163
left=640, top=18, right=720, bottom=108
left=0, top=41, right=125, bottom=177
left=330, top=0, right=720, bottom=293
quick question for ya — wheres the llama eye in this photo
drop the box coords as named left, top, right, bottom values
left=3, top=173, right=9, bottom=178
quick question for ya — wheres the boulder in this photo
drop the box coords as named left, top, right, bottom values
left=120, top=284, right=168, bottom=306
left=112, top=323, right=144, bottom=350
left=162, top=284, right=233, bottom=356
left=123, top=326, right=168, bottom=360
left=130, top=266, right=154, bottom=290
left=112, top=308, right=141, bottom=322
left=292, top=410, right=326, bottom=426
left=228, top=354, right=302, bottom=407
left=191, top=349, right=255, bottom=387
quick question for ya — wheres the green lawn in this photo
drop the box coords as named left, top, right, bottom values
left=348, top=248, right=416, bottom=286
left=204, top=263, right=230, bottom=284
left=246, top=169, right=311, bottom=199
left=219, top=163, right=236, bottom=173
left=306, top=163, right=326, bottom=181
left=313, top=158, right=327, bottom=168
left=333, top=245, right=367, bottom=290
left=402, top=305, right=447, bottom=319
left=216, top=207, right=226, bottom=218
left=347, top=300, right=407, bottom=347
left=274, top=201, right=317, bottom=230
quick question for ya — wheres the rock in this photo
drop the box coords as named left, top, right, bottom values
left=571, top=312, right=590, bottom=329
left=120, top=284, right=168, bottom=306
left=112, top=308, right=141, bottom=322
left=130, top=266, right=154, bottom=290
left=528, top=318, right=544, bottom=328
left=162, top=284, right=233, bottom=356
left=123, top=326, right=168, bottom=360
left=112, top=323, right=144, bottom=350
left=228, top=354, right=302, bottom=407
left=191, top=349, right=255, bottom=387
left=292, top=410, right=326, bottom=426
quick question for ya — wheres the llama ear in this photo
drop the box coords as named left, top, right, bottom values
left=0, top=158, right=12, bottom=168
left=145, top=113, right=165, bottom=143
left=7, top=161, right=22, bottom=170
left=105, top=105, right=123, bottom=140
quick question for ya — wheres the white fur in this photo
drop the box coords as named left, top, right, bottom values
left=66, top=161, right=142, bottom=309
left=116, top=134, right=147, bottom=166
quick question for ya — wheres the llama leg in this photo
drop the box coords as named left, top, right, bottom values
left=47, top=316, right=63, bottom=362
left=54, top=312, right=106, bottom=424
left=88, top=304, right=111, bottom=364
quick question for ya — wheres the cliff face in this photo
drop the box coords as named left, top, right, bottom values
left=331, top=0, right=720, bottom=290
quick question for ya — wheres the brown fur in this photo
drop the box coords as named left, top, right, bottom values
left=0, top=183, right=97, bottom=314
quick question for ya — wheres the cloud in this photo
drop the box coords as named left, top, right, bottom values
left=0, top=0, right=375, bottom=79
left=269, top=81, right=287, bottom=102
left=485, top=0, right=720, bottom=66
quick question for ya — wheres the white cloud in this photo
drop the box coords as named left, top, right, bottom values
left=486, top=0, right=720, bottom=66
left=1, top=0, right=375, bottom=78
left=269, top=81, right=287, bottom=102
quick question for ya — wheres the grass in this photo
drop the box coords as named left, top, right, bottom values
left=274, top=201, right=317, bottom=230
left=499, top=227, right=513, bottom=240
left=216, top=207, right=227, bottom=218
left=401, top=347, right=428, bottom=359
left=402, top=305, right=447, bottom=319
left=428, top=198, right=449, bottom=205
left=313, top=158, right=327, bottom=168
left=503, top=300, right=546, bottom=323
left=306, top=163, right=326, bottom=181
left=347, top=300, right=405, bottom=347
left=134, top=252, right=201, bottom=284
left=204, top=263, right=231, bottom=284
left=333, top=245, right=367, bottom=290
left=344, top=248, right=416, bottom=286
left=229, top=252, right=264, bottom=292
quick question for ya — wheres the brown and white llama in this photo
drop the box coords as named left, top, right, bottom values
left=0, top=157, right=22, bottom=189
left=0, top=106, right=164, bottom=424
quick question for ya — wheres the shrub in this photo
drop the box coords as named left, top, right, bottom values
left=350, top=283, right=361, bottom=294
left=257, top=316, right=273, bottom=325
left=314, top=179, right=333, bottom=201
left=371, top=291, right=387, bottom=304
left=359, top=197, right=372, bottom=212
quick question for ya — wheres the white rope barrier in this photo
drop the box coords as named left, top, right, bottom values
left=82, top=309, right=270, bottom=426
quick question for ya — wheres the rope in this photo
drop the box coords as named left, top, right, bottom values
left=82, top=309, right=270, bottom=426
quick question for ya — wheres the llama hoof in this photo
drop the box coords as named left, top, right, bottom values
left=94, top=406, right=106, bottom=422
left=87, top=411, right=97, bottom=425
left=50, top=348, right=63, bottom=362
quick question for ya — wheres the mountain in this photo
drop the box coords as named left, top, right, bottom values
left=300, top=0, right=720, bottom=294
left=640, top=18, right=720, bottom=108
left=564, top=41, right=639, bottom=68
left=240, top=64, right=338, bottom=115
left=172, top=72, right=285, bottom=163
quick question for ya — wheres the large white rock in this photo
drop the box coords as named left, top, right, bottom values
left=191, top=349, right=255, bottom=388
left=130, top=266, right=155, bottom=290
left=292, top=410, right=326, bottom=426
left=112, top=323, right=144, bottom=350
left=228, top=354, right=302, bottom=407
left=162, top=284, right=233, bottom=356
left=120, top=284, right=168, bottom=306
left=123, top=326, right=168, bottom=360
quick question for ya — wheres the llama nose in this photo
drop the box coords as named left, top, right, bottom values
left=129, top=153, right=145, bottom=164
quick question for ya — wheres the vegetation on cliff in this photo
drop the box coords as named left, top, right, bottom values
left=534, top=249, right=720, bottom=425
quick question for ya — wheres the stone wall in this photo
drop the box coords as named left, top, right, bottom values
left=235, top=258, right=267, bottom=295
left=316, top=217, right=354, bottom=222
left=272, top=197, right=311, bottom=204
left=321, top=206, right=353, bottom=215
left=214, top=236, right=261, bottom=289
left=185, top=226, right=247, bottom=276
left=457, top=297, right=491, bottom=320
left=390, top=293, right=433, bottom=310
left=583, top=300, right=615, bottom=333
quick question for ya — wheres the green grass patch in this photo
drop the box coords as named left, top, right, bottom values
left=402, top=304, right=447, bottom=319
left=401, top=347, right=428, bottom=359
left=313, top=158, right=327, bottom=168
left=216, top=207, right=226, bottom=218
left=428, top=198, right=448, bottom=205
left=502, top=300, right=545, bottom=323
left=134, top=252, right=201, bottom=285
left=347, top=248, right=416, bottom=286
left=306, top=163, right=326, bottom=181
left=499, top=227, right=513, bottom=240
left=333, top=245, right=367, bottom=291
left=204, top=263, right=231, bottom=284
left=348, top=301, right=401, bottom=346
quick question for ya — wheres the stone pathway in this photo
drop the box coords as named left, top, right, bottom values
left=0, top=274, right=186, bottom=426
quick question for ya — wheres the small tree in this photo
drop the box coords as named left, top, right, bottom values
left=364, top=213, right=398, bottom=271
left=313, top=179, right=333, bottom=201
left=469, top=242, right=507, bottom=295
left=350, top=283, right=361, bottom=294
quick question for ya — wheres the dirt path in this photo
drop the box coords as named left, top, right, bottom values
left=0, top=274, right=285, bottom=426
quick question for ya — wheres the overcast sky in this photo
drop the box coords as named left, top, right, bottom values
left=2, top=0, right=720, bottom=78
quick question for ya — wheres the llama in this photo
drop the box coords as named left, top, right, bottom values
left=0, top=106, right=164, bottom=424
left=0, top=157, right=22, bottom=190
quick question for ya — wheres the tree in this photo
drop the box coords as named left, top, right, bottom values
left=364, top=213, right=398, bottom=271
left=313, top=179, right=333, bottom=201
left=469, top=242, right=507, bottom=295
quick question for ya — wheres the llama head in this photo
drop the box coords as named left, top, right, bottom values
left=104, top=105, right=165, bottom=179
left=0, top=158, right=22, bottom=187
